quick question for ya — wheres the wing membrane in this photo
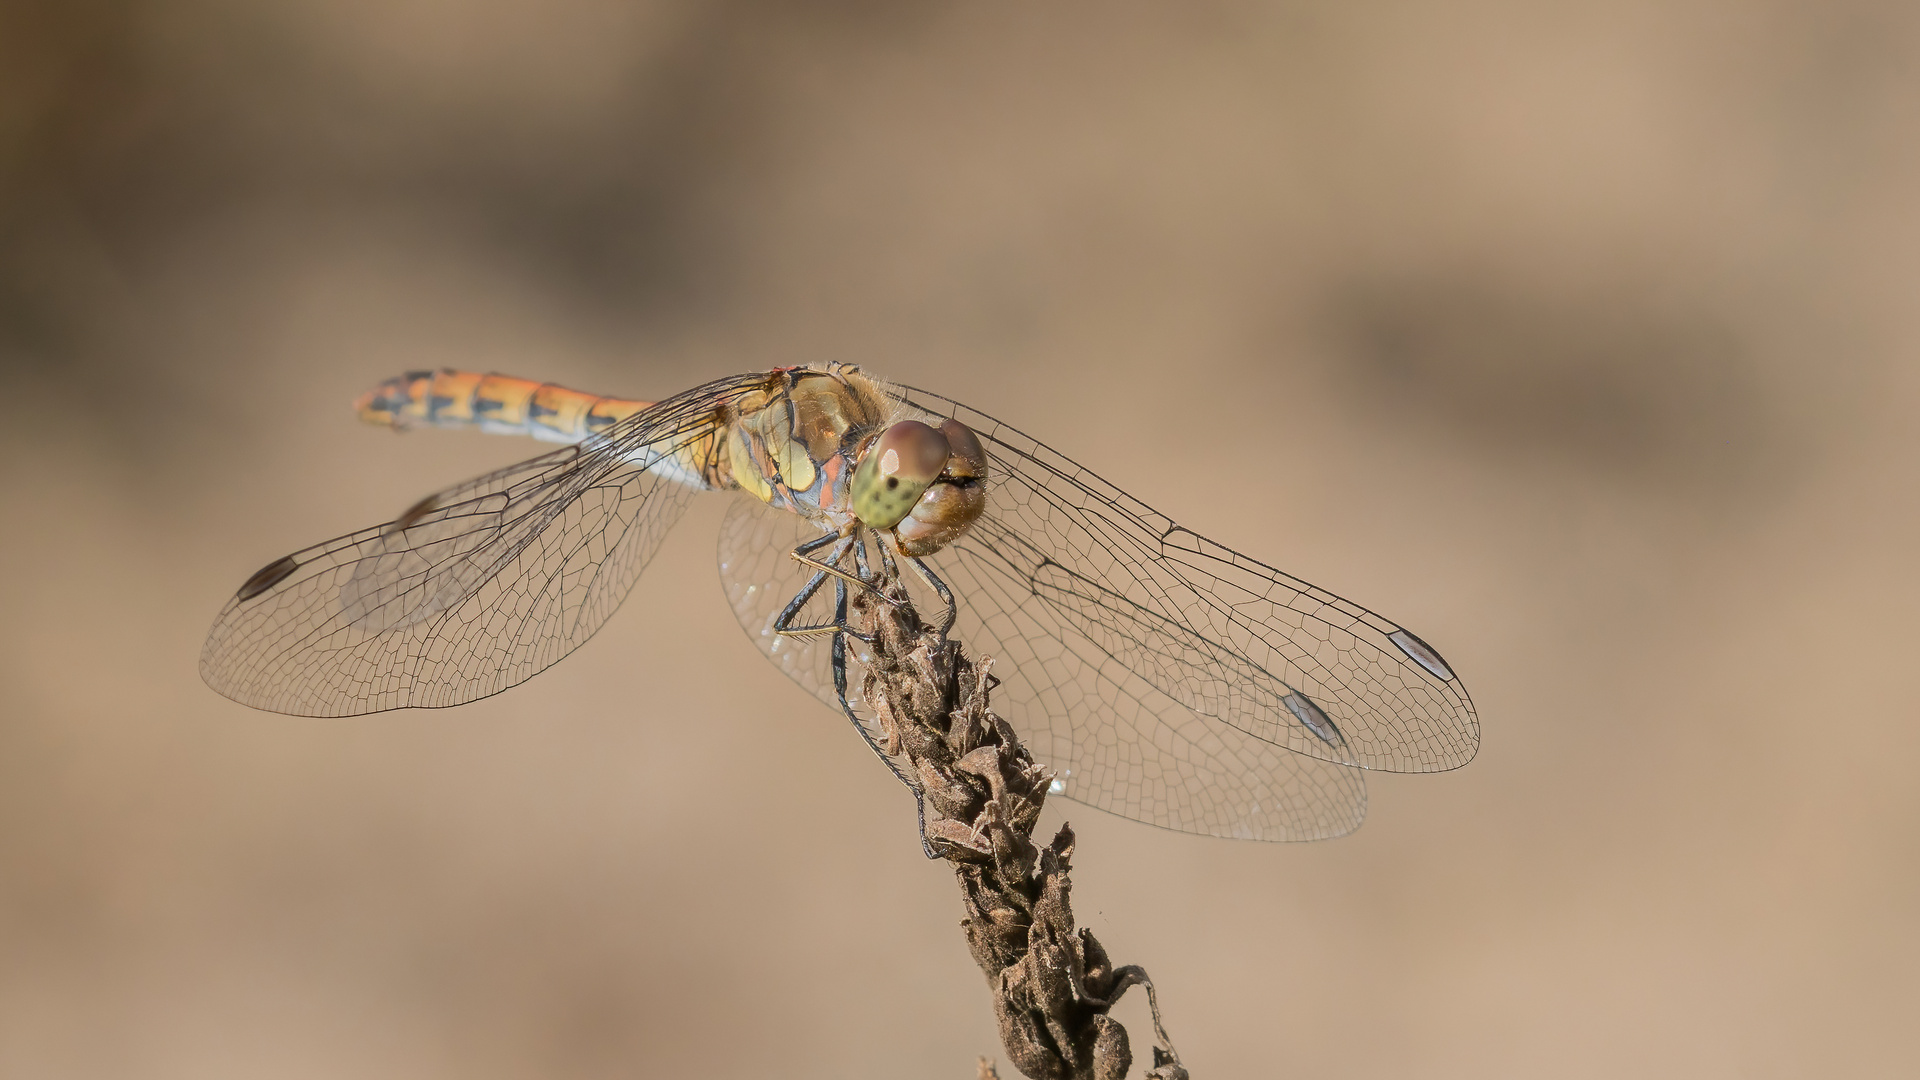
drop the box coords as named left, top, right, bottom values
left=890, top=385, right=1479, bottom=775
left=202, top=373, right=757, bottom=717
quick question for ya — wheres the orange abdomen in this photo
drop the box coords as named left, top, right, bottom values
left=354, top=370, right=651, bottom=444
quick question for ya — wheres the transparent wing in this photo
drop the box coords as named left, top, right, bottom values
left=889, top=385, right=1479, bottom=776
left=716, top=495, right=1368, bottom=841
left=717, top=496, right=837, bottom=710
left=202, top=373, right=759, bottom=717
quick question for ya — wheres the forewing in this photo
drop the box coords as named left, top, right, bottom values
left=202, top=379, right=746, bottom=717
left=716, top=495, right=1367, bottom=841
left=890, top=385, right=1479, bottom=775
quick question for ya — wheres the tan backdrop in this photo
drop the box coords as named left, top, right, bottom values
left=3, top=2, right=1915, bottom=1076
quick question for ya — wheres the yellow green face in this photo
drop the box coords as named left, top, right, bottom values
left=851, top=420, right=951, bottom=528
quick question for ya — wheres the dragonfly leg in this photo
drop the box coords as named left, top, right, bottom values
left=790, top=531, right=901, bottom=607
left=773, top=536, right=853, bottom=638
left=851, top=528, right=873, bottom=579
left=793, top=529, right=841, bottom=558
left=825, top=568, right=938, bottom=858
left=871, top=536, right=955, bottom=640
left=904, top=555, right=958, bottom=639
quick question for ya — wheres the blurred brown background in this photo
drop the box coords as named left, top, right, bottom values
left=3, top=1, right=1916, bottom=1076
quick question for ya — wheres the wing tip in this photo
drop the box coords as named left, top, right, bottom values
left=234, top=555, right=301, bottom=602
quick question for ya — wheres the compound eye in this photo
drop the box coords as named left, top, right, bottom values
left=938, top=419, right=987, bottom=480
left=852, top=420, right=949, bottom=528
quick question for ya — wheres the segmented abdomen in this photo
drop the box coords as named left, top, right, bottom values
left=355, top=370, right=651, bottom=444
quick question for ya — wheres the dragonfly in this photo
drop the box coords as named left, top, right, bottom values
left=202, top=364, right=1477, bottom=842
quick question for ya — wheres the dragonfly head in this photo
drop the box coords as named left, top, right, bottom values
left=852, top=418, right=988, bottom=556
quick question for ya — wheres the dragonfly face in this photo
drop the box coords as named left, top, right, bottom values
left=847, top=417, right=989, bottom=558
left=204, top=362, right=1479, bottom=842
left=885, top=418, right=987, bottom=557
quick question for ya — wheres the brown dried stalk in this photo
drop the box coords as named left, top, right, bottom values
left=853, top=575, right=1189, bottom=1080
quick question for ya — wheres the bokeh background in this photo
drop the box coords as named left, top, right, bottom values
left=4, top=2, right=1916, bottom=1076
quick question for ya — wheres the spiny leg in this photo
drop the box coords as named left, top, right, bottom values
left=903, top=555, right=957, bottom=639
left=773, top=535, right=853, bottom=638
left=870, top=537, right=954, bottom=637
left=790, top=531, right=900, bottom=607
left=851, top=528, right=873, bottom=579
left=772, top=567, right=832, bottom=637
left=824, top=565, right=937, bottom=858
left=775, top=527, right=936, bottom=855
left=794, top=529, right=841, bottom=558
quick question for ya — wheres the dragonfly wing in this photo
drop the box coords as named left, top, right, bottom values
left=891, top=385, right=1479, bottom=776
left=202, top=377, right=750, bottom=717
left=716, top=494, right=1366, bottom=841
left=929, top=536, right=1368, bottom=840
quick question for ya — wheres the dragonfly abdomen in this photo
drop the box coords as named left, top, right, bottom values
left=354, top=369, right=651, bottom=444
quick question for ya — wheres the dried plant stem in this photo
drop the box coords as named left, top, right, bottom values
left=854, top=576, right=1189, bottom=1080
